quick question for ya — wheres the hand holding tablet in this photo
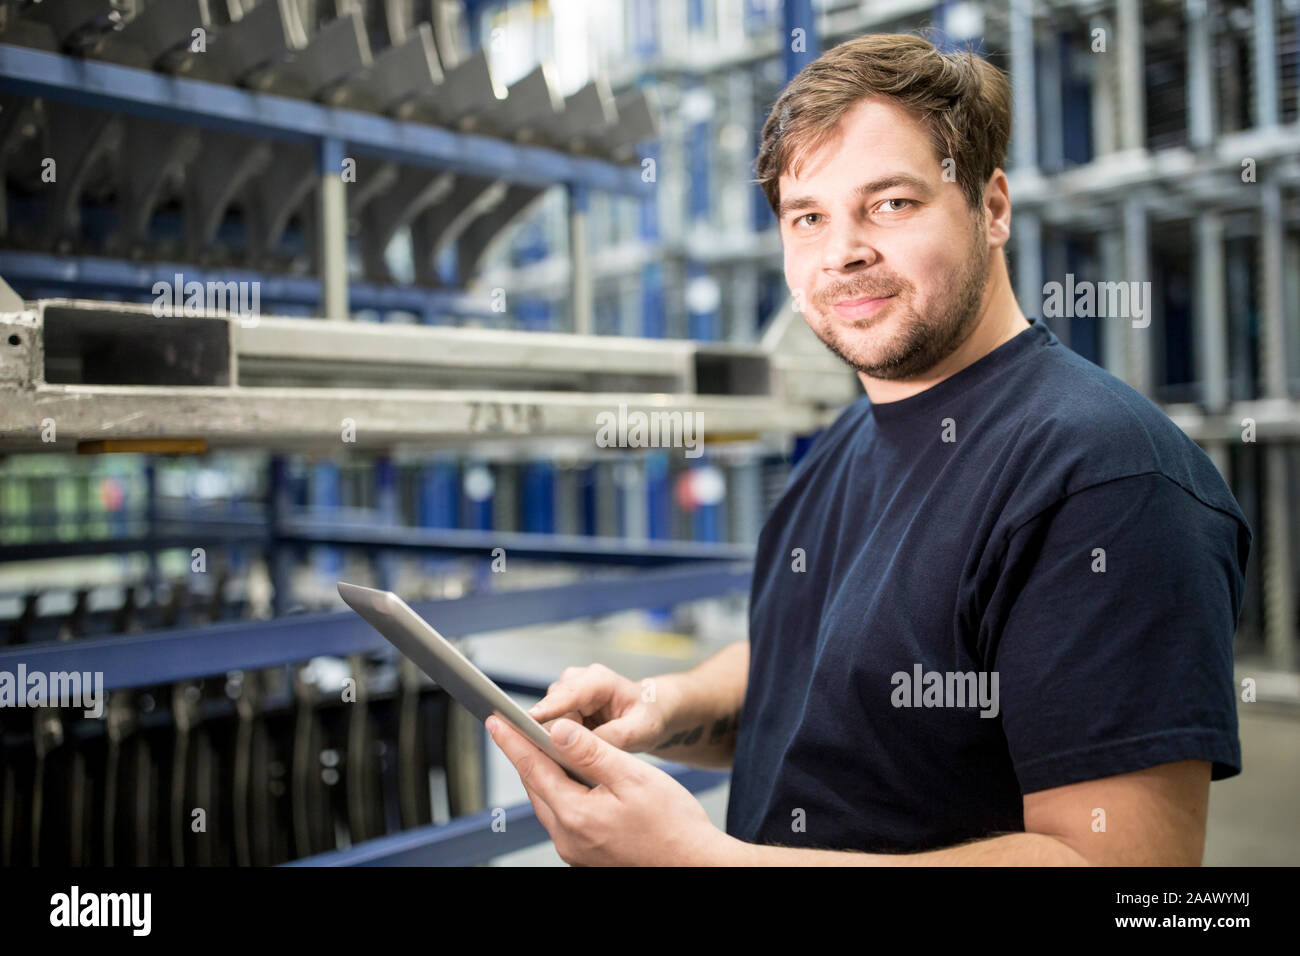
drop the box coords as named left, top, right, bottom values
left=337, top=581, right=597, bottom=788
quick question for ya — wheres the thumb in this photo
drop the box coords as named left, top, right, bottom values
left=589, top=715, right=646, bottom=751
left=550, top=717, right=640, bottom=788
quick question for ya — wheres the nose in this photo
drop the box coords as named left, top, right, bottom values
left=821, top=218, right=879, bottom=275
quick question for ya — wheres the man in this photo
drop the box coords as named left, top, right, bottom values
left=487, top=33, right=1251, bottom=865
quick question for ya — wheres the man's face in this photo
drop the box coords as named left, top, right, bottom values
left=777, top=97, right=990, bottom=380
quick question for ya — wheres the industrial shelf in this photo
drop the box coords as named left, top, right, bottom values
left=0, top=561, right=752, bottom=691
left=0, top=43, right=648, bottom=195
left=0, top=30, right=655, bottom=323
left=0, top=250, right=493, bottom=321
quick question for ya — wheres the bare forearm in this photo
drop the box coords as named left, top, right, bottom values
left=649, top=641, right=748, bottom=770
left=720, top=831, right=1091, bottom=865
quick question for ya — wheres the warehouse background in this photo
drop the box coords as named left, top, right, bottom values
left=0, top=0, right=1295, bottom=867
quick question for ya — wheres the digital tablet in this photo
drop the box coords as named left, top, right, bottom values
left=337, top=581, right=596, bottom=788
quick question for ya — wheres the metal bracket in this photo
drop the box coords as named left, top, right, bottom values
left=43, top=106, right=123, bottom=251
left=358, top=166, right=454, bottom=281
left=251, top=6, right=373, bottom=100
left=185, top=133, right=273, bottom=259
left=109, top=116, right=201, bottom=257
left=455, top=183, right=546, bottom=279
left=89, top=0, right=205, bottom=71
left=245, top=143, right=318, bottom=262
left=408, top=175, right=503, bottom=284
left=185, top=0, right=299, bottom=86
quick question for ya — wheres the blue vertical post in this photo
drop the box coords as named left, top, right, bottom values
left=522, top=462, right=555, bottom=534
left=268, top=454, right=293, bottom=617
left=782, top=0, right=819, bottom=82
left=228, top=467, right=246, bottom=575
left=463, top=0, right=489, bottom=49
left=312, top=461, right=342, bottom=583
left=632, top=0, right=659, bottom=60
left=646, top=452, right=670, bottom=540
left=638, top=141, right=659, bottom=242
left=144, top=455, right=159, bottom=596
left=1066, top=237, right=1097, bottom=362
left=418, top=458, right=459, bottom=576
left=639, top=138, right=665, bottom=340
left=111, top=462, right=129, bottom=539
left=641, top=263, right=665, bottom=339
left=752, top=116, right=774, bottom=232
left=686, top=81, right=711, bottom=225
left=374, top=456, right=398, bottom=591
left=647, top=452, right=673, bottom=626
left=1060, top=30, right=1091, bottom=164
left=684, top=77, right=716, bottom=345
left=579, top=464, right=597, bottom=535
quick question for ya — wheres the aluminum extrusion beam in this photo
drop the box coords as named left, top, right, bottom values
left=0, top=298, right=860, bottom=450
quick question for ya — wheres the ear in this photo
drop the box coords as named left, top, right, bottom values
left=982, top=168, right=1012, bottom=249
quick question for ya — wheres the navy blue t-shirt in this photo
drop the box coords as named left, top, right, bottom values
left=725, top=316, right=1251, bottom=854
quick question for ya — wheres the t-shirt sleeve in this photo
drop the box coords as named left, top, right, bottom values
left=986, top=471, right=1250, bottom=794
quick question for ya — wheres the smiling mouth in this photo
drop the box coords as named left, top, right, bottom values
left=832, top=294, right=895, bottom=320
left=837, top=294, right=892, bottom=307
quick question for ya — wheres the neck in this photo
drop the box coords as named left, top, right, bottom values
left=857, top=254, right=1029, bottom=404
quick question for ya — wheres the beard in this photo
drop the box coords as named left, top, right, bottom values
left=807, top=217, right=990, bottom=381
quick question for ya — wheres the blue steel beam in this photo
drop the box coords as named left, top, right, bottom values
left=782, top=0, right=820, bottom=82
left=0, top=562, right=753, bottom=690
left=285, top=764, right=730, bottom=866
left=0, top=43, right=650, bottom=195
left=0, top=250, right=495, bottom=319
left=277, top=519, right=754, bottom=566
left=0, top=521, right=753, bottom=565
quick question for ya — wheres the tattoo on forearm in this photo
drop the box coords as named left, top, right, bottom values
left=654, top=708, right=742, bottom=751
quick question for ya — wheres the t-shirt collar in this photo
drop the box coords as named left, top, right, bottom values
left=865, top=316, right=1053, bottom=422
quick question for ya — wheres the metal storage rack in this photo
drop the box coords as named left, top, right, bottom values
left=997, top=0, right=1299, bottom=673
left=1, top=0, right=1296, bottom=866
left=0, top=0, right=855, bottom=866
left=526, top=0, right=1300, bottom=676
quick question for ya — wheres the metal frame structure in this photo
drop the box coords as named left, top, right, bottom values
left=997, top=0, right=1299, bottom=671
left=0, top=45, right=641, bottom=191
left=0, top=294, right=858, bottom=451
left=0, top=38, right=651, bottom=322
left=0, top=561, right=751, bottom=866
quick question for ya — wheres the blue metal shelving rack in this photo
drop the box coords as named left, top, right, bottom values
left=0, top=40, right=652, bottom=319
left=0, top=34, right=735, bottom=866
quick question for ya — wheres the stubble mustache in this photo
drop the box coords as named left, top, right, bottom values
left=812, top=278, right=910, bottom=314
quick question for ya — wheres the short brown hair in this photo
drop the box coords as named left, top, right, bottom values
left=755, top=32, right=1011, bottom=219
